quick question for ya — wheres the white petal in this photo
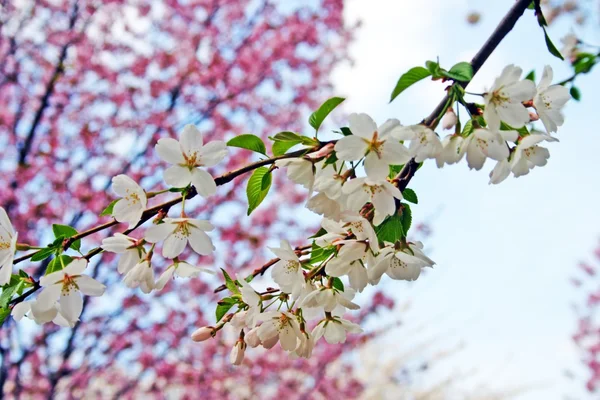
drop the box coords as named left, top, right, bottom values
left=164, top=165, right=193, bottom=188
left=64, top=258, right=88, bottom=276
left=154, top=267, right=175, bottom=291
left=180, top=124, right=203, bottom=155
left=190, top=168, right=217, bottom=198
left=144, top=223, right=174, bottom=243
left=76, top=275, right=106, bottom=296
left=156, top=138, right=185, bottom=164
left=334, top=135, right=368, bottom=161
left=324, top=322, right=346, bottom=344
left=59, top=291, right=83, bottom=323
left=199, top=141, right=228, bottom=167
left=364, top=153, right=390, bottom=181
left=188, top=229, right=215, bottom=256
left=163, top=233, right=187, bottom=259
left=348, top=113, right=377, bottom=139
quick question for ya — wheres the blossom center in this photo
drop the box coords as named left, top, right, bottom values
left=61, top=274, right=79, bottom=295
left=182, top=151, right=203, bottom=169
left=367, top=131, right=385, bottom=157
left=489, top=89, right=509, bottom=106
left=174, top=222, right=192, bottom=238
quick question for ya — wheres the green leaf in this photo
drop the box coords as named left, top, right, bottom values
left=425, top=60, right=441, bottom=76
left=309, top=242, right=335, bottom=264
left=309, top=97, right=345, bottom=131
left=31, top=246, right=58, bottom=262
left=246, top=167, right=272, bottom=215
left=52, top=224, right=81, bottom=251
left=0, top=307, right=10, bottom=327
left=270, top=131, right=308, bottom=156
left=388, top=164, right=405, bottom=179
left=216, top=297, right=237, bottom=322
left=227, top=134, right=267, bottom=156
left=375, top=215, right=405, bottom=243
left=442, top=62, right=473, bottom=82
left=46, top=255, right=73, bottom=275
left=340, top=127, right=352, bottom=136
left=332, top=277, right=344, bottom=292
left=390, top=67, right=432, bottom=102
left=570, top=86, right=581, bottom=101
left=0, top=281, right=22, bottom=308
left=573, top=53, right=597, bottom=74
left=308, top=227, right=328, bottom=239
left=462, top=119, right=475, bottom=136
left=543, top=27, right=564, bottom=60
left=400, top=203, right=412, bottom=234
left=524, top=70, right=536, bottom=81
left=261, top=170, right=272, bottom=191
left=323, top=152, right=338, bottom=166
left=527, top=1, right=535, bottom=9
left=221, top=269, right=240, bottom=295
left=100, top=199, right=119, bottom=217
left=402, top=188, right=418, bottom=204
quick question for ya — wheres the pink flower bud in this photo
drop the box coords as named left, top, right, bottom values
left=307, top=142, right=334, bottom=159
left=230, top=341, right=246, bottom=365
left=191, top=326, right=213, bottom=342
left=441, top=108, right=457, bottom=130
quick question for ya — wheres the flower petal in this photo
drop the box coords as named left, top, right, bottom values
left=190, top=168, right=217, bottom=198
left=156, top=138, right=185, bottom=164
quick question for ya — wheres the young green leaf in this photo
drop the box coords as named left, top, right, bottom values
left=309, top=97, right=345, bottom=132
left=400, top=203, right=412, bottom=234
left=309, top=242, right=335, bottom=264
left=215, top=297, right=237, bottom=322
left=0, top=280, right=22, bottom=308
left=390, top=66, right=431, bottom=102
left=332, top=277, right=344, bottom=292
left=443, top=62, right=473, bottom=82
left=570, top=86, right=581, bottom=101
left=221, top=268, right=240, bottom=295
left=52, top=224, right=81, bottom=251
left=31, top=246, right=59, bottom=262
left=375, top=215, right=405, bottom=243
left=524, top=70, right=536, bottom=81
left=543, top=27, right=565, bottom=61
left=226, top=134, right=267, bottom=156
left=402, top=188, right=418, bottom=204
left=0, top=307, right=10, bottom=327
left=270, top=131, right=303, bottom=156
left=100, top=199, right=119, bottom=217
left=246, top=167, right=272, bottom=215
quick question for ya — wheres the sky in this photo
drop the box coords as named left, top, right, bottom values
left=329, top=0, right=600, bottom=398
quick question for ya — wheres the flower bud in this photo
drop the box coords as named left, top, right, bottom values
left=191, top=326, right=213, bottom=342
left=230, top=340, right=246, bottom=365
left=441, top=108, right=457, bottom=130
left=245, top=327, right=261, bottom=348
left=528, top=111, right=539, bottom=122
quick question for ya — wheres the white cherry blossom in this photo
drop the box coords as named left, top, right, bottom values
left=110, top=175, right=147, bottom=229
left=306, top=192, right=344, bottom=221
left=154, top=260, right=213, bottom=290
left=275, top=158, right=315, bottom=195
left=155, top=124, right=227, bottom=197
left=238, top=274, right=261, bottom=328
left=292, top=330, right=315, bottom=359
left=342, top=178, right=403, bottom=226
left=463, top=128, right=517, bottom=170
left=313, top=162, right=347, bottom=201
left=312, top=317, right=362, bottom=344
left=123, top=260, right=155, bottom=294
left=325, top=240, right=374, bottom=292
left=12, top=300, right=73, bottom=327
left=534, top=65, right=571, bottom=133
left=145, top=217, right=214, bottom=259
left=369, top=244, right=429, bottom=284
left=390, top=124, right=443, bottom=162
left=300, top=287, right=360, bottom=312
left=436, top=135, right=466, bottom=168
left=256, top=311, right=302, bottom=352
left=269, top=240, right=305, bottom=298
left=483, top=64, right=536, bottom=131
left=334, top=113, right=410, bottom=180
left=441, top=108, right=458, bottom=130
left=511, top=134, right=557, bottom=178
left=101, top=233, right=143, bottom=274
left=37, top=259, right=106, bottom=325
left=489, top=158, right=512, bottom=185
left=560, top=33, right=579, bottom=60
left=0, top=207, right=17, bottom=285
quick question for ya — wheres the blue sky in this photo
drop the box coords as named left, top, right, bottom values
left=329, top=0, right=600, bottom=397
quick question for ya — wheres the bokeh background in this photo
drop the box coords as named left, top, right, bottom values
left=1, top=0, right=600, bottom=399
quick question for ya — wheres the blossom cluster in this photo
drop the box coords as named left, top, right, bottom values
left=0, top=62, right=570, bottom=366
